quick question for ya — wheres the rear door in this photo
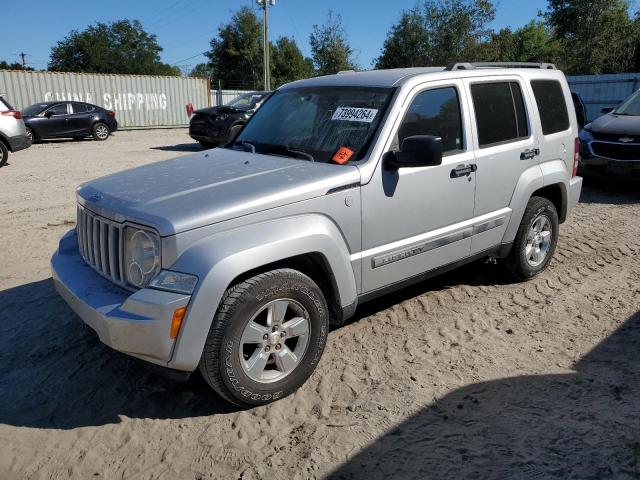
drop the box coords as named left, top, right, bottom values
left=464, top=76, right=539, bottom=254
left=69, top=103, right=96, bottom=135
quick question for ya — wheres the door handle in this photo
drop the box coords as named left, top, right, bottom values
left=520, top=148, right=540, bottom=160
left=450, top=164, right=477, bottom=178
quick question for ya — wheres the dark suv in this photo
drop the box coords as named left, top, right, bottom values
left=189, top=91, right=270, bottom=148
left=579, top=89, right=640, bottom=176
left=22, top=101, right=118, bottom=142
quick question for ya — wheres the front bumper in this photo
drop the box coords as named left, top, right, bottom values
left=580, top=138, right=640, bottom=175
left=7, top=133, right=31, bottom=152
left=51, top=229, right=192, bottom=369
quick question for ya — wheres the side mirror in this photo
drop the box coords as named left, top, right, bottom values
left=44, top=111, right=53, bottom=118
left=601, top=107, right=615, bottom=114
left=386, top=135, right=443, bottom=169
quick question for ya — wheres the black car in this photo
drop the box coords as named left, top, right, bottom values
left=571, top=92, right=587, bottom=130
left=22, top=101, right=118, bottom=142
left=189, top=91, right=270, bottom=148
left=579, top=90, right=640, bottom=176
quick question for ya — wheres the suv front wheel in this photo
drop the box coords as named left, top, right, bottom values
left=505, top=196, right=559, bottom=281
left=199, top=269, right=329, bottom=407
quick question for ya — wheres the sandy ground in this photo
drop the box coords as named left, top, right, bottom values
left=1, top=129, right=639, bottom=480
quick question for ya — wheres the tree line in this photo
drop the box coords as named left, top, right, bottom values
left=2, top=0, right=639, bottom=87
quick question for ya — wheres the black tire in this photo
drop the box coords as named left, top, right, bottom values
left=0, top=141, right=8, bottom=168
left=505, top=196, right=559, bottom=281
left=226, top=124, right=243, bottom=144
left=92, top=123, right=110, bottom=141
left=25, top=127, right=35, bottom=143
left=199, top=140, right=217, bottom=149
left=199, top=268, right=329, bottom=407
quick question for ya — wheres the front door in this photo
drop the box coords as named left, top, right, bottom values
left=360, top=80, right=476, bottom=293
left=40, top=103, right=72, bottom=137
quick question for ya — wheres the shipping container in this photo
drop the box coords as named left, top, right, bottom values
left=0, top=70, right=210, bottom=129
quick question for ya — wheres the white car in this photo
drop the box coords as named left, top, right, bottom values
left=0, top=94, right=31, bottom=167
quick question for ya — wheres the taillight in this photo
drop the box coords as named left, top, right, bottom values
left=572, top=137, right=580, bottom=177
left=107, top=111, right=116, bottom=117
left=1, top=110, right=22, bottom=119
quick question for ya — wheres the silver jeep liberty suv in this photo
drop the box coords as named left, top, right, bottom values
left=52, top=62, right=583, bottom=407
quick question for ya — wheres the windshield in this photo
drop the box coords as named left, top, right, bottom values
left=225, top=92, right=266, bottom=110
left=230, top=86, right=393, bottom=164
left=23, top=104, right=48, bottom=116
left=615, top=90, right=640, bottom=116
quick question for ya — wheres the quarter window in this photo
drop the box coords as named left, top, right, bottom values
left=398, top=87, right=464, bottom=154
left=471, top=82, right=529, bottom=147
left=531, top=80, right=570, bottom=135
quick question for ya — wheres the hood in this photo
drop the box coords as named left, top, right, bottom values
left=194, top=105, right=245, bottom=116
left=77, top=148, right=361, bottom=236
left=589, top=113, right=640, bottom=136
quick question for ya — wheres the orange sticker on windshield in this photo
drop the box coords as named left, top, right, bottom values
left=332, top=146, right=354, bottom=164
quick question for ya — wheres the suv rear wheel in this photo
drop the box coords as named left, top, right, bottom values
left=199, top=269, right=329, bottom=407
left=0, top=141, right=8, bottom=168
left=505, top=196, right=559, bottom=280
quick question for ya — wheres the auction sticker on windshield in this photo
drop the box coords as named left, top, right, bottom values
left=331, top=107, right=378, bottom=123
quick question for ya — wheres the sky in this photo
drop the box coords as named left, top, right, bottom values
left=0, top=0, right=548, bottom=72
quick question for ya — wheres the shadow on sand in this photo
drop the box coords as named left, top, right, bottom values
left=150, top=143, right=205, bottom=153
left=328, top=311, right=640, bottom=479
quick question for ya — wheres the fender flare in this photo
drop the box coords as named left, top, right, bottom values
left=502, top=164, right=544, bottom=244
left=167, top=214, right=357, bottom=371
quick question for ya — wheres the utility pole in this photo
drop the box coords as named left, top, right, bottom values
left=257, top=0, right=275, bottom=91
left=17, top=52, right=29, bottom=68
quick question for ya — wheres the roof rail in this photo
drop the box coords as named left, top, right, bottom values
left=446, top=62, right=557, bottom=71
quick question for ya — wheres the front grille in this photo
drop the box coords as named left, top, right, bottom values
left=77, top=205, right=126, bottom=286
left=591, top=142, right=640, bottom=161
left=591, top=132, right=637, bottom=142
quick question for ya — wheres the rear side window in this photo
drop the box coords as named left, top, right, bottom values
left=531, top=80, right=570, bottom=135
left=72, top=103, right=95, bottom=113
left=0, top=97, right=13, bottom=111
left=471, top=82, right=529, bottom=148
left=398, top=86, right=464, bottom=154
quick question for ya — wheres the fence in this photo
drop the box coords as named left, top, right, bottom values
left=210, top=89, right=255, bottom=107
left=0, top=70, right=210, bottom=128
left=567, top=73, right=640, bottom=122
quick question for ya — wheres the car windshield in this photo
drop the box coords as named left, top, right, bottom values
left=23, top=104, right=49, bottom=116
left=230, top=86, right=393, bottom=164
left=225, top=92, right=266, bottom=110
left=614, top=90, right=640, bottom=116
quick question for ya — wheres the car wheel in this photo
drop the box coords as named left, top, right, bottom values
left=92, top=123, right=110, bottom=141
left=226, top=124, right=243, bottom=144
left=0, top=141, right=8, bottom=168
left=199, top=268, right=329, bottom=407
left=199, top=140, right=217, bottom=149
left=505, top=196, right=559, bottom=281
left=25, top=127, right=35, bottom=143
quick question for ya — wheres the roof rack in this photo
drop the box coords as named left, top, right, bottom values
left=445, top=62, right=557, bottom=71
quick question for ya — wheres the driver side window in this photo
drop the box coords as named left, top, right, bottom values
left=48, top=104, right=69, bottom=116
left=396, top=87, right=464, bottom=155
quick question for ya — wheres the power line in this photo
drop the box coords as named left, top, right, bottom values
left=170, top=51, right=208, bottom=66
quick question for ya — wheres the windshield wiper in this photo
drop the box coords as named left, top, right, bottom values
left=260, top=143, right=315, bottom=162
left=232, top=140, right=256, bottom=153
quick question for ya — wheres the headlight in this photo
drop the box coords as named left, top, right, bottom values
left=149, top=270, right=198, bottom=294
left=123, top=226, right=161, bottom=288
left=579, top=126, right=593, bottom=141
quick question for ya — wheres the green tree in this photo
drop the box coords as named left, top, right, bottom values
left=0, top=60, right=34, bottom=71
left=48, top=20, right=179, bottom=75
left=376, top=8, right=431, bottom=68
left=189, top=63, right=213, bottom=79
left=271, top=36, right=314, bottom=87
left=309, top=11, right=357, bottom=75
left=205, top=7, right=264, bottom=89
left=544, top=0, right=638, bottom=74
left=376, top=0, right=495, bottom=68
left=475, top=21, right=560, bottom=63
